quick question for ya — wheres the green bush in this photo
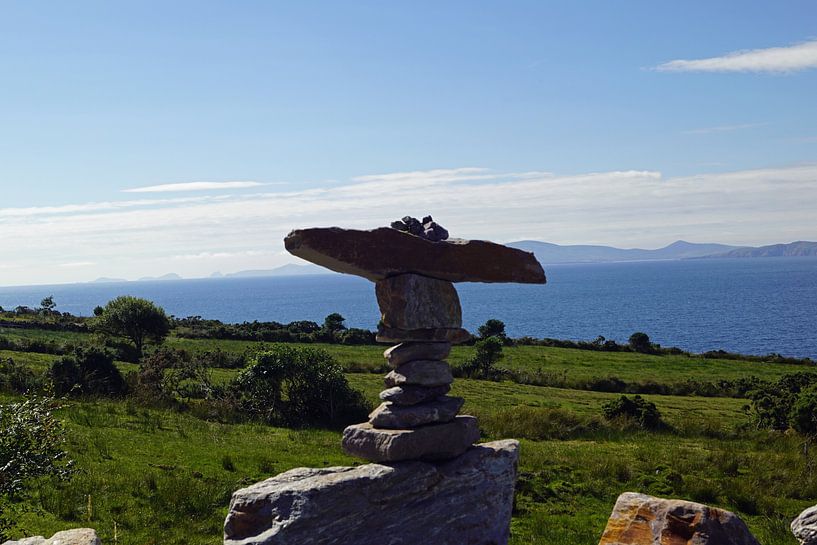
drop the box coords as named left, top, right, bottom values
left=628, top=332, right=653, bottom=353
left=747, top=372, right=817, bottom=431
left=457, top=336, right=506, bottom=380
left=601, top=395, right=665, bottom=430
left=231, top=344, right=370, bottom=427
left=50, top=347, right=126, bottom=397
left=0, top=358, right=42, bottom=394
left=790, top=384, right=817, bottom=436
left=0, top=396, right=74, bottom=539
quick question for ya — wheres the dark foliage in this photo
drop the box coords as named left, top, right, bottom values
left=50, top=346, right=126, bottom=397
left=601, top=395, right=665, bottom=430
left=230, top=344, right=370, bottom=427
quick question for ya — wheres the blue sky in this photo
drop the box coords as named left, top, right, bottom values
left=1, top=1, right=817, bottom=285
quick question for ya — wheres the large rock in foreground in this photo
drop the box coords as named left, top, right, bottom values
left=599, top=492, right=760, bottom=545
left=793, top=504, right=817, bottom=545
left=224, top=439, right=519, bottom=545
left=1, top=529, right=101, bottom=545
left=284, top=227, right=546, bottom=284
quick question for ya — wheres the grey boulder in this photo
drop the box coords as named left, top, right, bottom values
left=2, top=529, right=101, bottom=545
left=384, top=360, right=453, bottom=387
left=383, top=342, right=451, bottom=368
left=342, top=415, right=479, bottom=462
left=224, top=439, right=519, bottom=545
left=368, top=396, right=464, bottom=428
left=379, top=384, right=451, bottom=405
left=793, top=504, right=817, bottom=545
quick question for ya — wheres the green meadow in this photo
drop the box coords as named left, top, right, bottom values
left=1, top=327, right=815, bottom=544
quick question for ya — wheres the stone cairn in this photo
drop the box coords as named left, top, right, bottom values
left=284, top=216, right=546, bottom=462
left=221, top=218, right=545, bottom=545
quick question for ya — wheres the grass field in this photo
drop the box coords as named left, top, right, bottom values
left=2, top=327, right=815, bottom=544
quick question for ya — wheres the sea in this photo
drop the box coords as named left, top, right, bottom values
left=1, top=257, right=816, bottom=360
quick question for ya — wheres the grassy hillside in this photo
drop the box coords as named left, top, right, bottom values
left=1, top=327, right=815, bottom=544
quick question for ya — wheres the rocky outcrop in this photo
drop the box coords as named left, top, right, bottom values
left=599, top=492, right=760, bottom=545
left=224, top=439, right=519, bottom=545
left=284, top=227, right=546, bottom=284
left=1, top=529, right=101, bottom=545
left=793, top=505, right=817, bottom=545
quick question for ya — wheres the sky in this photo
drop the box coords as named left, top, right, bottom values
left=1, top=1, right=816, bottom=286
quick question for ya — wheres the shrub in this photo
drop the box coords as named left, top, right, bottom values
left=134, top=348, right=213, bottom=405
left=0, top=397, right=74, bottom=539
left=231, top=344, right=370, bottom=427
left=747, top=372, right=817, bottom=431
left=0, top=358, right=42, bottom=394
left=50, top=346, right=126, bottom=397
left=628, top=332, right=653, bottom=353
left=457, top=336, right=506, bottom=380
left=601, top=395, right=665, bottom=430
left=790, top=385, right=817, bottom=436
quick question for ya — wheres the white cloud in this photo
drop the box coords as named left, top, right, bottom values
left=122, top=181, right=266, bottom=193
left=656, top=39, right=817, bottom=73
left=2, top=164, right=817, bottom=285
left=58, top=261, right=96, bottom=268
left=682, top=123, right=767, bottom=135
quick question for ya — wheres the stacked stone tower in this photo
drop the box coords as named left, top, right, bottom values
left=284, top=217, right=546, bottom=462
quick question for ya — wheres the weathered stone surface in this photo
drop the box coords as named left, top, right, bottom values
left=224, top=439, right=518, bottom=545
left=284, top=227, right=546, bottom=284
left=379, top=384, right=451, bottom=405
left=377, top=325, right=471, bottom=344
left=376, top=274, right=462, bottom=330
left=368, top=396, right=464, bottom=429
left=384, top=342, right=451, bottom=368
left=2, top=529, right=101, bottom=545
left=792, top=504, right=817, bottom=545
left=599, top=492, right=760, bottom=545
left=384, top=359, right=453, bottom=387
left=342, top=415, right=480, bottom=462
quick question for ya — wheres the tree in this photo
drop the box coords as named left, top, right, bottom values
left=628, top=332, right=652, bottom=353
left=92, top=296, right=171, bottom=358
left=460, top=336, right=505, bottom=380
left=39, top=295, right=56, bottom=314
left=478, top=319, right=507, bottom=340
left=601, top=395, right=665, bottom=430
left=323, top=313, right=347, bottom=333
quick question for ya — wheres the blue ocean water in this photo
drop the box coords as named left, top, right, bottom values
left=1, top=257, right=816, bottom=359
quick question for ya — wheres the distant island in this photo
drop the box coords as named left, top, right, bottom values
left=696, top=241, right=817, bottom=259
left=509, top=239, right=817, bottom=265
left=86, top=241, right=817, bottom=284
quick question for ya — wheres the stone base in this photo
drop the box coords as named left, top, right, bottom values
left=342, top=415, right=479, bottom=462
left=224, top=440, right=519, bottom=545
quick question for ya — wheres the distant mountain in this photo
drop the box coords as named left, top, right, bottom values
left=138, top=273, right=183, bottom=282
left=508, top=240, right=739, bottom=264
left=700, top=241, right=817, bottom=259
left=92, top=277, right=128, bottom=283
left=222, top=264, right=330, bottom=278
